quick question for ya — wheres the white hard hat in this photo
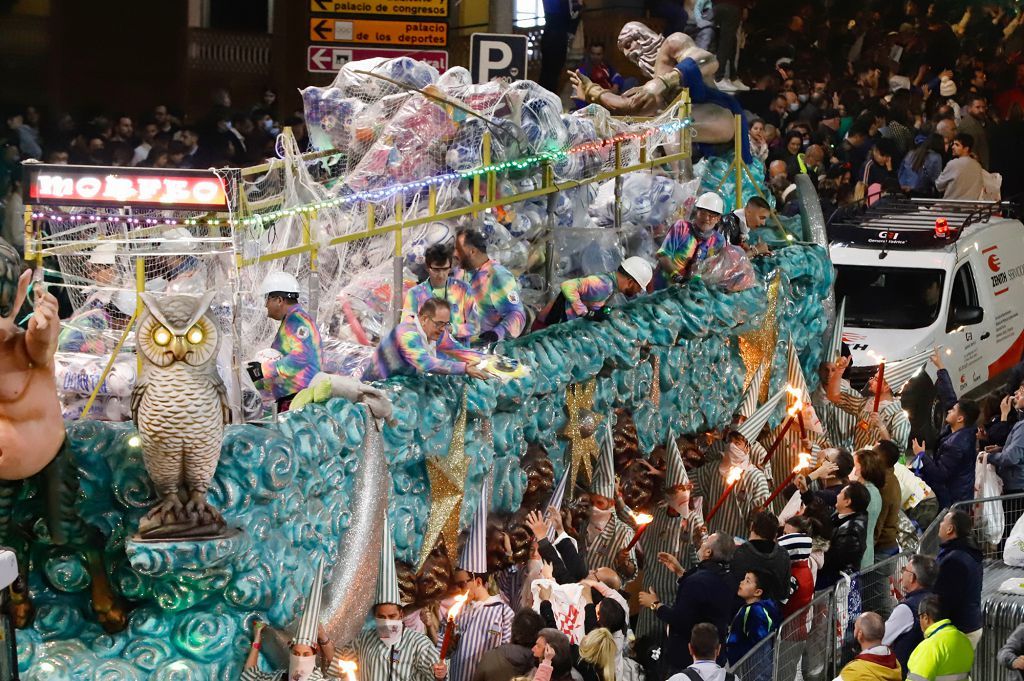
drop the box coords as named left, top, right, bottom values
left=694, top=192, right=725, bottom=215
left=159, top=227, right=195, bottom=253
left=88, top=242, right=118, bottom=265
left=620, top=256, right=653, bottom=290
left=259, top=271, right=301, bottom=297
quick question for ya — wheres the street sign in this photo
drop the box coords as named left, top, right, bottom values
left=309, top=0, right=447, bottom=18
left=470, top=33, right=528, bottom=83
left=309, top=18, right=447, bottom=46
left=307, top=45, right=448, bottom=73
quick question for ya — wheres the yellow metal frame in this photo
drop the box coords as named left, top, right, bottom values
left=22, top=93, right=694, bottom=420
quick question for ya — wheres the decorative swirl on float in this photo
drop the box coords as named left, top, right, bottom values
left=122, top=636, right=175, bottom=671
left=171, top=609, right=236, bottom=662
left=45, top=552, right=91, bottom=593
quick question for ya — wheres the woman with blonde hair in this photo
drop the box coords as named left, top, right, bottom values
left=578, top=628, right=619, bottom=681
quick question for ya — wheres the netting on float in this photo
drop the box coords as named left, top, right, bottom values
left=28, top=56, right=701, bottom=422
left=28, top=209, right=238, bottom=421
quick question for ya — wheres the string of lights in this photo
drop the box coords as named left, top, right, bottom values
left=30, top=118, right=693, bottom=230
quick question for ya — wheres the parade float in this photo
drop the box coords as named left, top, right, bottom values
left=7, top=54, right=834, bottom=679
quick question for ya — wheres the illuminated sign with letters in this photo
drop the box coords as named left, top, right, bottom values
left=23, top=164, right=228, bottom=210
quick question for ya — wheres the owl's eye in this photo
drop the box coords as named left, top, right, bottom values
left=153, top=326, right=172, bottom=346
left=186, top=325, right=204, bottom=344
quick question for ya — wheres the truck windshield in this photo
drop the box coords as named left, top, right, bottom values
left=835, top=265, right=946, bottom=329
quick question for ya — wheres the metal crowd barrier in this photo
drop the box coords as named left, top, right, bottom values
left=729, top=493, right=1024, bottom=680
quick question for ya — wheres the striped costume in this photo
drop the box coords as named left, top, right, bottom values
left=635, top=505, right=704, bottom=639
left=692, top=464, right=769, bottom=541
left=584, top=515, right=637, bottom=578
left=439, top=595, right=514, bottom=681
left=241, top=668, right=329, bottom=681
left=495, top=566, right=525, bottom=612
left=458, top=259, right=525, bottom=341
left=260, top=305, right=323, bottom=399
left=813, top=382, right=860, bottom=450
left=363, top=319, right=481, bottom=381
left=403, top=278, right=473, bottom=343
left=835, top=393, right=912, bottom=452
left=333, top=629, right=439, bottom=681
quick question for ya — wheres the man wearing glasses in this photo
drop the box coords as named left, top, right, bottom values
left=405, top=243, right=473, bottom=343
left=363, top=298, right=489, bottom=381
left=882, top=554, right=938, bottom=674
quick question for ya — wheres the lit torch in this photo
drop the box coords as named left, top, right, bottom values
left=623, top=511, right=655, bottom=552
left=337, top=660, right=359, bottom=681
left=762, top=451, right=813, bottom=509
left=786, top=385, right=807, bottom=440
left=763, top=385, right=800, bottom=463
left=705, top=467, right=743, bottom=524
left=870, top=353, right=886, bottom=413
left=438, top=592, right=469, bottom=660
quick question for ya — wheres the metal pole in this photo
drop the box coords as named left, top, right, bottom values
left=488, top=0, right=513, bottom=33
left=391, top=193, right=405, bottom=329
left=613, top=141, right=623, bottom=232
left=734, top=114, right=743, bottom=211
left=543, top=162, right=556, bottom=295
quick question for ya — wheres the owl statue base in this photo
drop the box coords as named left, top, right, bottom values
left=126, top=527, right=245, bottom=577
left=137, top=491, right=227, bottom=540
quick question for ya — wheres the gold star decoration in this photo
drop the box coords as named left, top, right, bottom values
left=649, top=354, right=661, bottom=408
left=417, top=389, right=472, bottom=570
left=561, top=379, right=604, bottom=494
left=738, top=271, right=781, bottom=402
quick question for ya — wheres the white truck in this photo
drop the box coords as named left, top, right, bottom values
left=829, top=196, right=1024, bottom=441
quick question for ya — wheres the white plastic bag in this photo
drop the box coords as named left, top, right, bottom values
left=975, top=461, right=1004, bottom=544
left=1004, top=512, right=1024, bottom=567
left=530, top=578, right=586, bottom=644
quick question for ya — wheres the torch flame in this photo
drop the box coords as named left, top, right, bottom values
left=726, top=467, right=743, bottom=485
left=787, top=399, right=803, bottom=417
left=793, top=452, right=813, bottom=472
left=447, top=592, right=469, bottom=621
left=338, top=660, right=358, bottom=681
left=631, top=511, right=654, bottom=526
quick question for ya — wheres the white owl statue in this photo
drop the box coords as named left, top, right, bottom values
left=132, top=291, right=230, bottom=539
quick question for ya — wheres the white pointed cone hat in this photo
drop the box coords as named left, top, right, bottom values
left=828, top=298, right=847, bottom=362
left=293, top=557, right=326, bottom=647
left=879, top=349, right=932, bottom=396
left=665, top=429, right=689, bottom=488
left=735, top=387, right=788, bottom=444
left=737, top=361, right=768, bottom=419
left=457, top=482, right=489, bottom=574
left=591, top=412, right=616, bottom=498
left=374, top=518, right=402, bottom=607
left=545, top=467, right=569, bottom=542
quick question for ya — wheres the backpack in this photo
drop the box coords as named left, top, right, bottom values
left=677, top=667, right=738, bottom=681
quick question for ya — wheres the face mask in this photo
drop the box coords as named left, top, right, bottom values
left=667, top=489, right=691, bottom=515
left=263, top=118, right=275, bottom=131
left=375, top=618, right=404, bottom=646
left=288, top=654, right=318, bottom=681
left=798, top=93, right=809, bottom=103
left=720, top=443, right=751, bottom=475
left=527, top=558, right=543, bottom=575
left=789, top=102, right=801, bottom=112
left=589, top=506, right=613, bottom=531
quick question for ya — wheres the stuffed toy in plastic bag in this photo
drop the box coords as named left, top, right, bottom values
left=975, top=460, right=1004, bottom=544
left=697, top=244, right=757, bottom=292
left=1004, top=512, right=1024, bottom=567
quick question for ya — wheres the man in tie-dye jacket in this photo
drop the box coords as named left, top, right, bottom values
left=533, top=256, right=653, bottom=330
left=454, top=229, right=525, bottom=345
left=364, top=298, right=490, bottom=381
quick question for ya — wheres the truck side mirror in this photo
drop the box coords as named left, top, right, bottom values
left=952, top=305, right=984, bottom=326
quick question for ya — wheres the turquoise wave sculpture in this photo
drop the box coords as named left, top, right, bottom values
left=15, top=246, right=832, bottom=679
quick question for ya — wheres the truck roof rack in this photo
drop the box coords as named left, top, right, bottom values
left=826, top=194, right=1022, bottom=250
